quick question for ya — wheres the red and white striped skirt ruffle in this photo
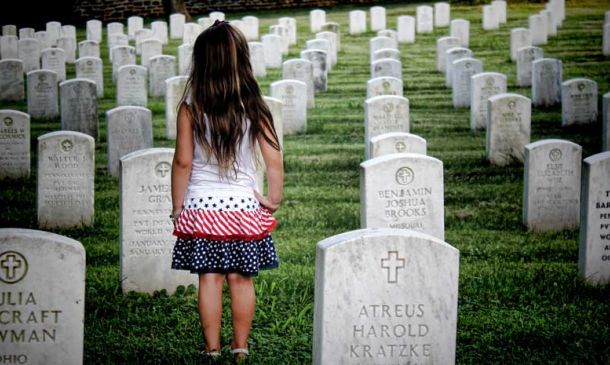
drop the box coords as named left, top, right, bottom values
left=172, top=195, right=277, bottom=241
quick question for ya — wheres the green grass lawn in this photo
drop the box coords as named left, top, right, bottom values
left=2, top=1, right=610, bottom=363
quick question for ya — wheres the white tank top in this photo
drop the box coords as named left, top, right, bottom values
left=186, top=113, right=259, bottom=197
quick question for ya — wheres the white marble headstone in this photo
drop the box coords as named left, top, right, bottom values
left=367, top=76, right=403, bottom=99
left=486, top=93, right=531, bottom=166
left=310, top=9, right=326, bottom=33
left=416, top=5, right=434, bottom=33
left=0, top=228, right=85, bottom=365
left=60, top=79, right=99, bottom=139
left=34, top=31, right=51, bottom=50
left=370, top=6, right=386, bottom=31
left=41, top=47, right=67, bottom=82
left=283, top=58, right=315, bottom=108
left=2, top=25, right=17, bottom=36
left=106, top=106, right=153, bottom=176
left=561, top=78, right=598, bottom=126
left=18, top=38, right=40, bottom=72
left=371, top=58, right=402, bottom=79
left=349, top=10, right=367, bottom=35
left=86, top=19, right=102, bottom=42
left=516, top=46, right=543, bottom=87
left=307, top=39, right=332, bottom=71
left=120, top=148, right=198, bottom=293
left=316, top=31, right=337, bottom=66
left=182, top=23, right=202, bottom=46
left=510, top=28, right=532, bottom=61
left=78, top=40, right=100, bottom=59
left=301, top=49, right=328, bottom=93
left=482, top=5, right=499, bottom=30
left=262, top=34, right=282, bottom=69
left=112, top=45, right=136, bottom=82
left=46, top=21, right=61, bottom=46
left=523, top=139, right=581, bottom=232
left=27, top=70, right=58, bottom=119
left=0, top=110, right=30, bottom=179
left=451, top=58, right=483, bottom=108
left=141, top=38, right=162, bottom=67
left=435, top=2, right=451, bottom=27
left=279, top=17, right=297, bottom=45
left=37, top=131, right=94, bottom=228
left=470, top=72, right=507, bottom=130
left=450, top=19, right=470, bottom=48
left=436, top=36, right=461, bottom=73
left=369, top=132, right=427, bottom=158
left=248, top=42, right=265, bottom=77
left=209, top=11, right=225, bottom=22
left=1, top=35, right=19, bottom=59
left=529, top=14, right=548, bottom=46
left=108, top=33, right=128, bottom=58
left=148, top=55, right=176, bottom=97
left=128, top=16, right=144, bottom=40
left=151, top=21, right=169, bottom=44
left=397, top=16, right=415, bottom=44
left=56, top=37, right=76, bottom=64
left=75, top=56, right=104, bottom=98
left=372, top=48, right=400, bottom=62
left=360, top=154, right=445, bottom=239
left=0, top=59, right=24, bottom=101
left=313, top=228, right=458, bottom=364
left=117, top=65, right=148, bottom=107
left=579, top=151, right=610, bottom=285
left=365, top=95, right=410, bottom=158
left=178, top=43, right=193, bottom=76
left=445, top=47, right=472, bottom=87
left=165, top=76, right=187, bottom=140
left=170, top=13, right=186, bottom=39
left=270, top=79, right=307, bottom=135
left=242, top=16, right=259, bottom=41
left=377, top=29, right=397, bottom=42
left=532, top=58, right=562, bottom=107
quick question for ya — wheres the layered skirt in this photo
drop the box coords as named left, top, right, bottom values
left=171, top=192, right=279, bottom=276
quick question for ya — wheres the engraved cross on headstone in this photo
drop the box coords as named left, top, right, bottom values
left=381, top=251, right=405, bottom=284
left=156, top=162, right=170, bottom=177
left=1, top=253, right=22, bottom=280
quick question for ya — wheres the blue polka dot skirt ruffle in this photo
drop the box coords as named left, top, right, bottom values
left=171, top=234, right=279, bottom=276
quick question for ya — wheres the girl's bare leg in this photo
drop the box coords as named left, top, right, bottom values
left=198, top=273, right=225, bottom=351
left=227, top=273, right=255, bottom=349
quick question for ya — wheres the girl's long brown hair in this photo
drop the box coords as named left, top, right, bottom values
left=183, top=20, right=280, bottom=177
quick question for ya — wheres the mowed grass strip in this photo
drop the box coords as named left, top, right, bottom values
left=1, top=1, right=610, bottom=363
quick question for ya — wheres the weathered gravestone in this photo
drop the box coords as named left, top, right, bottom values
left=75, top=57, right=104, bottom=98
left=579, top=151, right=610, bottom=285
left=445, top=47, right=472, bottom=87
left=60, top=79, right=98, bottom=139
left=516, top=46, right=543, bottom=87
left=37, top=131, right=94, bottom=228
left=523, top=139, right=581, bottom=232
left=151, top=21, right=169, bottom=45
left=86, top=19, right=102, bottom=42
left=602, top=92, right=610, bottom=151
left=178, top=43, right=193, bottom=76
left=349, top=10, right=366, bottom=35
left=435, top=2, right=450, bottom=27
left=320, top=22, right=340, bottom=50
left=511, top=28, right=532, bottom=61
left=493, top=0, right=507, bottom=24
left=316, top=31, right=337, bottom=66
left=416, top=5, right=434, bottom=34
left=262, top=34, right=282, bottom=69
left=170, top=13, right=186, bottom=39
left=0, top=110, right=30, bottom=179
left=106, top=106, right=153, bottom=177
left=372, top=48, right=400, bottom=62
left=107, top=22, right=124, bottom=38
left=301, top=49, right=328, bottom=93
left=1, top=35, right=19, bottom=59
left=371, top=58, right=402, bottom=79
left=451, top=58, right=483, bottom=108
left=366, top=76, right=403, bottom=99
left=486, top=93, right=531, bottom=166
left=283, top=58, right=314, bottom=108
left=18, top=38, right=40, bottom=72
left=450, top=19, right=469, bottom=48
left=248, top=42, right=265, bottom=77
left=269, top=25, right=289, bottom=55
left=470, top=72, right=507, bottom=130
left=56, top=37, right=76, bottom=64
left=128, top=16, right=144, bottom=40
left=561, top=78, right=598, bottom=126
left=360, top=153, right=445, bottom=239
left=529, top=14, right=548, bottom=46
left=0, top=59, right=24, bottom=101
left=34, top=31, right=51, bottom=50
left=46, top=21, right=61, bottom=46
left=532, top=58, right=562, bottom=107
left=41, top=47, right=66, bottom=82
left=0, top=228, right=85, bottom=365
left=369, top=132, right=427, bottom=159
left=78, top=40, right=100, bottom=59
left=270, top=80, right=307, bottom=135
left=397, top=16, right=415, bottom=44
left=108, top=33, right=128, bottom=58
left=117, top=65, right=147, bottom=107
left=364, top=95, right=410, bottom=158
left=307, top=39, right=333, bottom=71
left=27, top=70, right=58, bottom=119
left=242, top=16, right=259, bottom=41
left=313, top=228, right=458, bottom=365
left=141, top=39, right=162, bottom=67
left=165, top=76, right=188, bottom=140
left=19, top=28, right=35, bottom=40
left=148, top=55, right=176, bottom=97
left=61, top=25, right=76, bottom=41
left=310, top=9, right=326, bottom=33
left=2, top=25, right=17, bottom=36
left=370, top=6, right=386, bottom=31
left=436, top=36, right=461, bottom=73
left=112, top=46, right=136, bottom=82
left=120, top=148, right=198, bottom=293
left=182, top=23, right=201, bottom=46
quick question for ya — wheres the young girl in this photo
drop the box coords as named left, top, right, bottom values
left=170, top=20, right=283, bottom=362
